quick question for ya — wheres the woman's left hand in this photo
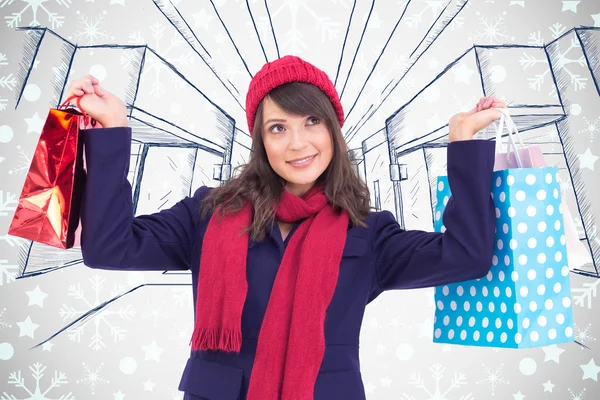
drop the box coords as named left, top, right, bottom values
left=448, top=95, right=507, bottom=142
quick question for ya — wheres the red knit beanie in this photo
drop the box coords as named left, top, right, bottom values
left=245, top=55, right=344, bottom=135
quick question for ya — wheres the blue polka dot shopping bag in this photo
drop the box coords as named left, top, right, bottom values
left=432, top=109, right=574, bottom=348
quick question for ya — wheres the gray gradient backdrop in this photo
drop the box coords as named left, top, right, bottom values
left=1, top=0, right=599, bottom=399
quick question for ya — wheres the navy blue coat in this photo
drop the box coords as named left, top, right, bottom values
left=80, top=127, right=496, bottom=400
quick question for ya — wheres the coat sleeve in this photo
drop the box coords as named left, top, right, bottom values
left=371, top=139, right=496, bottom=291
left=80, top=127, right=210, bottom=271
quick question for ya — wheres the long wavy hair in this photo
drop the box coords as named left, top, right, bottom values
left=201, top=82, right=371, bottom=241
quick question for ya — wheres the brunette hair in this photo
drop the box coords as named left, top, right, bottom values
left=201, top=82, right=371, bottom=241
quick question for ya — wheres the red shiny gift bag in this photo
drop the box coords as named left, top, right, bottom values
left=8, top=96, right=93, bottom=249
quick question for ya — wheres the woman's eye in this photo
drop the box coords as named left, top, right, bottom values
left=308, top=117, right=319, bottom=125
left=270, top=124, right=284, bottom=133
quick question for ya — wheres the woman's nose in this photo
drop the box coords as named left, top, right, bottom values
left=288, top=127, right=308, bottom=150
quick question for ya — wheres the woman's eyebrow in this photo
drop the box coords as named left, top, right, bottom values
left=264, top=118, right=286, bottom=126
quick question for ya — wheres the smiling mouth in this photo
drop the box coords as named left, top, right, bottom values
left=287, top=154, right=317, bottom=165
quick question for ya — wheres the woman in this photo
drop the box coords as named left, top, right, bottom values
left=70, top=55, right=505, bottom=400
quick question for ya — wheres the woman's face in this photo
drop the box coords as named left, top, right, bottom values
left=261, top=97, right=334, bottom=197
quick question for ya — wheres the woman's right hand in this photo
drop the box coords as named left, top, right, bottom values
left=448, top=96, right=506, bottom=142
left=66, top=75, right=128, bottom=128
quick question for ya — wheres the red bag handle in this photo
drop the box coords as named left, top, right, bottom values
left=59, top=95, right=96, bottom=127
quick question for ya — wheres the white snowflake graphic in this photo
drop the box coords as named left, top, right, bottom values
left=451, top=16, right=465, bottom=31
left=474, top=11, right=515, bottom=44
left=522, top=27, right=587, bottom=97
left=142, top=299, right=170, bottom=327
left=402, top=363, right=473, bottom=400
left=365, top=62, right=405, bottom=105
left=219, top=58, right=246, bottom=82
left=127, top=21, right=195, bottom=98
left=343, top=50, right=413, bottom=143
left=548, top=38, right=587, bottom=91
left=2, top=362, right=74, bottom=400
left=575, top=323, right=595, bottom=348
left=170, top=323, right=192, bottom=344
left=1, top=0, right=69, bottom=29
left=455, top=95, right=479, bottom=117
left=406, top=0, right=446, bottom=29
left=591, top=225, right=600, bottom=247
left=573, top=278, right=599, bottom=309
left=0, top=53, right=17, bottom=112
left=167, top=388, right=184, bottom=400
left=0, top=190, right=18, bottom=217
left=555, top=173, right=576, bottom=205
left=8, top=144, right=33, bottom=177
left=76, top=362, right=109, bottom=395
left=579, top=116, right=600, bottom=143
left=71, top=10, right=114, bottom=46
left=528, top=23, right=568, bottom=46
left=269, top=1, right=342, bottom=54
left=172, top=286, right=192, bottom=308
left=569, top=388, right=586, bottom=400
left=476, top=364, right=509, bottom=395
left=0, top=308, right=9, bottom=330
left=58, top=275, right=135, bottom=351
left=518, top=52, right=551, bottom=93
left=0, top=259, right=18, bottom=286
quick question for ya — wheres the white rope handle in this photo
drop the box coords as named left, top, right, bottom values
left=494, top=108, right=524, bottom=168
left=499, top=108, right=525, bottom=149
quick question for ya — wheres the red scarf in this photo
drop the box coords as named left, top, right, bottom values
left=190, top=185, right=349, bottom=399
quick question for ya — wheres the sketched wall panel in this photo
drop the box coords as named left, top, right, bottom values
left=548, top=29, right=600, bottom=277
left=67, top=46, right=144, bottom=108
left=17, top=29, right=75, bottom=109
left=152, top=0, right=249, bottom=117
left=475, top=45, right=564, bottom=129
left=134, top=146, right=195, bottom=216
left=342, top=0, right=469, bottom=146
left=128, top=142, right=144, bottom=195
left=386, top=48, right=481, bottom=159
left=395, top=149, right=431, bottom=232
left=166, top=0, right=267, bottom=75
left=229, top=130, right=252, bottom=180
left=424, top=146, right=447, bottom=222
left=476, top=45, right=558, bottom=108
left=362, top=130, right=394, bottom=216
left=132, top=48, right=234, bottom=153
left=578, top=29, right=600, bottom=97
left=192, top=148, right=223, bottom=189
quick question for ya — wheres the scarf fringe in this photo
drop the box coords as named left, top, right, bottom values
left=190, top=326, right=242, bottom=353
